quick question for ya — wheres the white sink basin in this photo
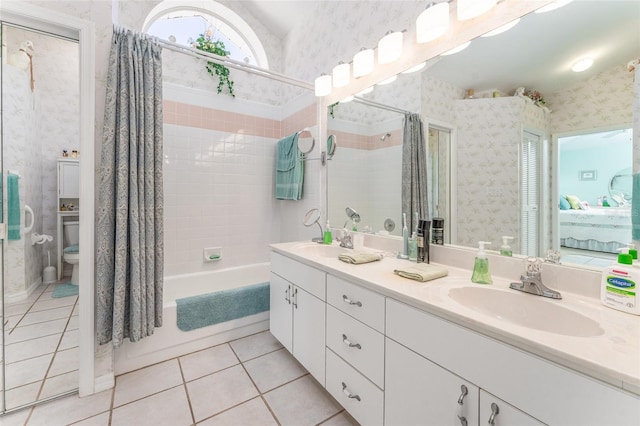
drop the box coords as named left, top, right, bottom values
left=448, top=287, right=604, bottom=337
left=294, top=243, right=352, bottom=258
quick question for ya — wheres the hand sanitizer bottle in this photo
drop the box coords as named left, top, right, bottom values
left=471, top=241, right=493, bottom=285
left=500, top=236, right=514, bottom=256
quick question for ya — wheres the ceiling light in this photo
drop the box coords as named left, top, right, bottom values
left=457, top=0, right=498, bottom=21
left=353, top=48, right=374, bottom=78
left=535, top=0, right=573, bottom=13
left=402, top=62, right=427, bottom=74
left=357, top=86, right=374, bottom=95
left=314, top=74, right=332, bottom=97
left=571, top=57, right=593, bottom=72
left=481, top=18, right=520, bottom=37
left=378, top=30, right=403, bottom=64
left=377, top=75, right=398, bottom=86
left=441, top=41, right=471, bottom=56
left=416, top=2, right=449, bottom=43
left=332, top=62, right=350, bottom=88
left=341, top=96, right=354, bottom=103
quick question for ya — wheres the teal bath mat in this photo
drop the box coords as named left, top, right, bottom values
left=176, top=282, right=270, bottom=332
left=52, top=282, right=79, bottom=298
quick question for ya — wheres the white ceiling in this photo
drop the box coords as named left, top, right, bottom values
left=242, top=1, right=640, bottom=95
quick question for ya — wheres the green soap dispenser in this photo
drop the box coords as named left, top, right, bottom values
left=471, top=241, right=493, bottom=285
left=500, top=236, right=514, bottom=256
left=627, top=243, right=638, bottom=264
left=323, top=219, right=333, bottom=244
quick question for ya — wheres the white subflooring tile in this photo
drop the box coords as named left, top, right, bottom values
left=4, top=331, right=357, bottom=425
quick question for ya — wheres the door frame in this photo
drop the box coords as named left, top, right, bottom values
left=0, top=2, right=96, bottom=398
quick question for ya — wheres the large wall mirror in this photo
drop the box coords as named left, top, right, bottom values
left=327, top=0, right=639, bottom=269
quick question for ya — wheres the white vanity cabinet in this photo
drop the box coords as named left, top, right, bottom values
left=269, top=252, right=326, bottom=385
left=385, top=337, right=480, bottom=426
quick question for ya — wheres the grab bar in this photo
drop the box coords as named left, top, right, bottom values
left=24, top=205, right=34, bottom=233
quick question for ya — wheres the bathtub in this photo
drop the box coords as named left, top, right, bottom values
left=114, top=263, right=271, bottom=375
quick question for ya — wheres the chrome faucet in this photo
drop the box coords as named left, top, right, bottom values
left=337, top=228, right=354, bottom=249
left=509, top=257, right=562, bottom=299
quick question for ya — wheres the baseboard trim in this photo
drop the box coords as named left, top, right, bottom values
left=93, top=373, right=115, bottom=394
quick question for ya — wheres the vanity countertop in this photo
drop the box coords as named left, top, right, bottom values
left=270, top=241, right=640, bottom=396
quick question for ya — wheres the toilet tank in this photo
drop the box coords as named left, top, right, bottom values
left=63, top=220, right=80, bottom=246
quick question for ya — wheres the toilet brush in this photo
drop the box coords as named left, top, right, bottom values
left=43, top=249, right=57, bottom=284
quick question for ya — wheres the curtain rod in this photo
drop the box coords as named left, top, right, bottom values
left=353, top=96, right=415, bottom=116
left=156, top=38, right=314, bottom=91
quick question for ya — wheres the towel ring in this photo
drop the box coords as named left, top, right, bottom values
left=296, top=129, right=315, bottom=155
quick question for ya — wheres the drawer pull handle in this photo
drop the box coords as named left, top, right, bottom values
left=341, top=382, right=361, bottom=402
left=342, top=334, right=362, bottom=349
left=487, top=402, right=500, bottom=426
left=457, top=384, right=469, bottom=426
left=285, top=286, right=291, bottom=304
left=292, top=288, right=298, bottom=309
left=342, top=295, right=362, bottom=307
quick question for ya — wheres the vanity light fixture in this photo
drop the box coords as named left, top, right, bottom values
left=332, top=61, right=351, bottom=88
left=441, top=41, right=471, bottom=56
left=534, top=0, right=573, bottom=14
left=571, top=57, right=593, bottom=72
left=416, top=2, right=450, bottom=43
left=314, top=73, right=332, bottom=97
left=402, top=62, right=427, bottom=74
left=356, top=86, right=374, bottom=95
left=457, top=0, right=498, bottom=21
left=353, top=47, right=374, bottom=78
left=480, top=18, right=520, bottom=37
left=378, top=30, right=404, bottom=64
left=377, top=75, right=398, bottom=85
left=341, top=95, right=354, bottom=103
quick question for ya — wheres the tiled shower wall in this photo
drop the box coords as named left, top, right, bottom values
left=162, top=85, right=318, bottom=276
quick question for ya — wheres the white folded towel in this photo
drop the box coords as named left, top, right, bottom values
left=394, top=264, right=448, bottom=282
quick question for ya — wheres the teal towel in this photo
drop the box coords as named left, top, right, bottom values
left=64, top=244, right=80, bottom=254
left=633, top=173, right=640, bottom=240
left=176, top=282, right=270, bottom=332
left=275, top=133, right=304, bottom=200
left=7, top=174, right=20, bottom=241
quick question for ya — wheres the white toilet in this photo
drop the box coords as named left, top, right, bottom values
left=62, top=220, right=80, bottom=285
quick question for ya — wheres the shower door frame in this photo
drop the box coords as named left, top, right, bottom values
left=0, top=2, right=96, bottom=402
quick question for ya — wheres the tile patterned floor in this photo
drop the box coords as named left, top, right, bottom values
left=1, top=331, right=359, bottom=426
left=2, top=281, right=79, bottom=411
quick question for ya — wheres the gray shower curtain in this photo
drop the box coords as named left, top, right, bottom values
left=97, top=27, right=164, bottom=347
left=401, top=113, right=429, bottom=231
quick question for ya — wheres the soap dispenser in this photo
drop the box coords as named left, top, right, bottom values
left=323, top=219, right=333, bottom=244
left=471, top=241, right=493, bottom=285
left=601, top=247, right=640, bottom=315
left=627, top=243, right=638, bottom=264
left=500, top=236, right=514, bottom=256
left=399, top=213, right=409, bottom=259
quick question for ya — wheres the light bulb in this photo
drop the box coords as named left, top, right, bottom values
left=457, top=0, right=498, bottom=21
left=416, top=2, right=449, bottom=43
left=353, top=48, right=374, bottom=78
left=378, top=31, right=403, bottom=64
left=571, top=57, right=593, bottom=72
left=332, top=62, right=350, bottom=88
left=481, top=19, right=520, bottom=37
left=441, top=41, right=471, bottom=56
left=314, top=74, right=332, bottom=97
left=377, top=75, right=398, bottom=86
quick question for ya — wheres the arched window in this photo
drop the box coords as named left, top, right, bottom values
left=143, top=0, right=269, bottom=69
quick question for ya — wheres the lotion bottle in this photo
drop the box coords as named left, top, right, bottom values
left=601, top=248, right=640, bottom=315
left=399, top=213, right=409, bottom=259
left=471, top=241, right=493, bottom=285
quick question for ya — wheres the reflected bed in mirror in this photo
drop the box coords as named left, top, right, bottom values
left=326, top=0, right=638, bottom=270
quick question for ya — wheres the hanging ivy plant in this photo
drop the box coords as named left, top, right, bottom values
left=191, top=31, right=235, bottom=97
left=328, top=101, right=340, bottom=118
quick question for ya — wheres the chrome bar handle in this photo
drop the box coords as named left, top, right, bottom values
left=285, top=285, right=291, bottom=304
left=342, top=334, right=362, bottom=349
left=341, top=382, right=361, bottom=402
left=457, top=384, right=469, bottom=426
left=488, top=402, right=500, bottom=425
left=292, top=288, right=298, bottom=309
left=342, top=294, right=362, bottom=307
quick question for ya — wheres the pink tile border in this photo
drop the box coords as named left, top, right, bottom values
left=163, top=100, right=317, bottom=140
left=330, top=129, right=402, bottom=151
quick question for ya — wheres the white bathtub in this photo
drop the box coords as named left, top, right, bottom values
left=114, top=263, right=271, bottom=375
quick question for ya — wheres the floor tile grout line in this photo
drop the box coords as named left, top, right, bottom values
left=234, top=345, right=285, bottom=364
left=111, top=383, right=184, bottom=411
left=176, top=356, right=197, bottom=425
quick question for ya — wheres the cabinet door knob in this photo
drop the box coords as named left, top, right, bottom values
left=342, top=334, right=362, bottom=349
left=341, top=382, right=361, bottom=402
left=487, top=402, right=500, bottom=425
left=342, top=294, right=362, bottom=307
left=457, top=384, right=469, bottom=426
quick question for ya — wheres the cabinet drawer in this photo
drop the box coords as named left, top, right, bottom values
left=326, top=349, right=383, bottom=426
left=270, top=252, right=326, bottom=300
left=327, top=275, right=385, bottom=332
left=326, top=305, right=384, bottom=388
